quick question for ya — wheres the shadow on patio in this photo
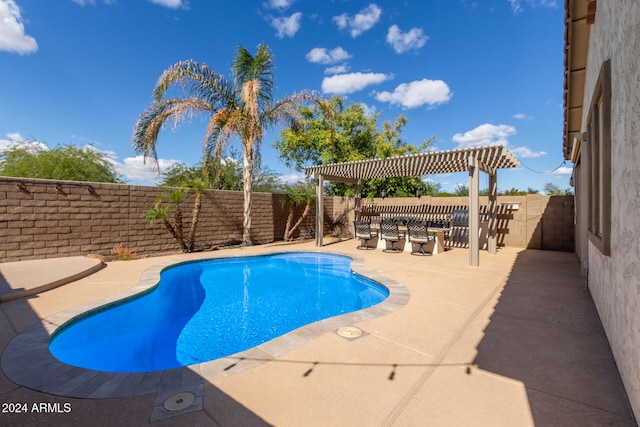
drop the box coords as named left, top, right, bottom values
left=473, top=249, right=635, bottom=426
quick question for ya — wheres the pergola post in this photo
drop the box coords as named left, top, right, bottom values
left=315, top=173, right=324, bottom=247
left=488, top=172, right=498, bottom=254
left=354, top=179, right=362, bottom=221
left=468, top=156, right=479, bottom=266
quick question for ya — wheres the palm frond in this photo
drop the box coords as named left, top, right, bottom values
left=233, top=46, right=273, bottom=85
left=260, top=91, right=334, bottom=140
left=201, top=108, right=236, bottom=186
left=154, top=60, right=235, bottom=107
left=233, top=45, right=274, bottom=107
left=132, top=97, right=218, bottom=170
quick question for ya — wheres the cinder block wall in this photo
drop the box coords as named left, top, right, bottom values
left=0, top=176, right=574, bottom=262
left=0, top=177, right=302, bottom=262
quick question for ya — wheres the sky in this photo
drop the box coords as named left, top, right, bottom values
left=0, top=0, right=571, bottom=193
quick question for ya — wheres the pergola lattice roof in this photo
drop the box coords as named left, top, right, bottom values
left=304, top=145, right=520, bottom=183
left=306, top=145, right=521, bottom=266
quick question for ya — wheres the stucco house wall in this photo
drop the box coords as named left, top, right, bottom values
left=574, top=0, right=640, bottom=418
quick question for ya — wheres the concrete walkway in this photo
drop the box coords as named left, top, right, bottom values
left=0, top=241, right=636, bottom=426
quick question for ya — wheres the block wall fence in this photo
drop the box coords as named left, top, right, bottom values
left=0, top=176, right=573, bottom=262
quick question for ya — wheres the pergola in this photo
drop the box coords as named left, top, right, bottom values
left=304, top=145, right=520, bottom=266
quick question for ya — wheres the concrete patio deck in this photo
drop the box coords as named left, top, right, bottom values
left=0, top=240, right=636, bottom=426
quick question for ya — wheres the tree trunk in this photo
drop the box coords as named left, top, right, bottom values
left=162, top=219, right=187, bottom=252
left=284, top=204, right=295, bottom=241
left=186, top=191, right=202, bottom=252
left=286, top=203, right=311, bottom=241
left=172, top=205, right=186, bottom=251
left=242, top=142, right=253, bottom=246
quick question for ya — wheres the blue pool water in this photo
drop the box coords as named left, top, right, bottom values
left=49, top=252, right=388, bottom=373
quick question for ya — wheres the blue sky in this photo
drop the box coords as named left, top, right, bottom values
left=0, top=0, right=570, bottom=193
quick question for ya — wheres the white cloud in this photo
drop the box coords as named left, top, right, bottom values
left=511, top=146, right=546, bottom=158
left=305, top=47, right=351, bottom=64
left=386, top=25, right=428, bottom=54
left=111, top=155, right=181, bottom=183
left=333, top=14, right=348, bottom=29
left=71, top=0, right=117, bottom=5
left=147, top=0, right=185, bottom=8
left=5, top=131, right=24, bottom=141
left=321, top=72, right=392, bottom=95
left=269, top=12, right=302, bottom=38
left=264, top=0, right=296, bottom=10
left=508, top=0, right=558, bottom=15
left=452, top=123, right=516, bottom=148
left=358, top=103, right=377, bottom=117
left=84, top=144, right=115, bottom=157
left=0, top=132, right=24, bottom=149
left=375, top=79, right=452, bottom=108
left=333, top=4, right=381, bottom=38
left=306, top=47, right=352, bottom=76
left=0, top=0, right=37, bottom=55
left=325, top=64, right=349, bottom=75
left=279, top=171, right=305, bottom=184
left=451, top=123, right=547, bottom=158
left=550, top=166, right=573, bottom=176
left=0, top=132, right=47, bottom=151
left=82, top=144, right=180, bottom=183
left=508, top=0, right=523, bottom=14
left=513, top=113, right=533, bottom=120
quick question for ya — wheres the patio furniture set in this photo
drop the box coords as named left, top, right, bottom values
left=353, top=215, right=453, bottom=256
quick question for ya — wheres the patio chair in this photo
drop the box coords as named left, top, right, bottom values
left=353, top=220, right=377, bottom=250
left=406, top=220, right=433, bottom=256
left=380, top=219, right=405, bottom=253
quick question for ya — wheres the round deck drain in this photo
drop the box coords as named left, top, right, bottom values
left=337, top=326, right=363, bottom=338
left=163, top=392, right=196, bottom=412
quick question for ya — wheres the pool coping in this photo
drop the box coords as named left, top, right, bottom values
left=1, top=249, right=409, bottom=421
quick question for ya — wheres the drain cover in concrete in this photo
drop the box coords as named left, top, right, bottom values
left=163, top=392, right=196, bottom=411
left=337, top=326, right=363, bottom=338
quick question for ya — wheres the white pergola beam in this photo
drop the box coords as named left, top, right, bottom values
left=315, top=173, right=324, bottom=247
left=478, top=159, right=496, bottom=175
left=488, top=172, right=498, bottom=254
left=354, top=179, right=362, bottom=222
left=468, top=156, right=480, bottom=267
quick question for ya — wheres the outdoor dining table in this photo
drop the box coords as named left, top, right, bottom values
left=370, top=222, right=451, bottom=255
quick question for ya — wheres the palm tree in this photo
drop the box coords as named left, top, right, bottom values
left=133, top=44, right=330, bottom=245
left=143, top=179, right=205, bottom=253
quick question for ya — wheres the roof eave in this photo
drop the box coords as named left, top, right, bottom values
left=563, top=0, right=592, bottom=160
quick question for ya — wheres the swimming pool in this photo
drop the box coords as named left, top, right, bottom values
left=49, top=252, right=389, bottom=373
